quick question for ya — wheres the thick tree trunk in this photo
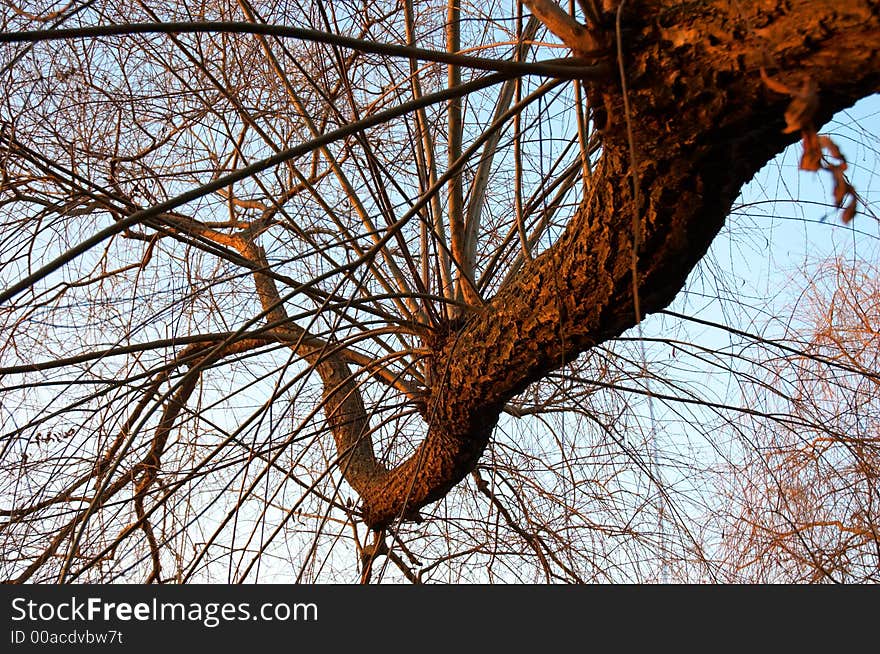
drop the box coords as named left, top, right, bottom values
left=336, top=0, right=880, bottom=528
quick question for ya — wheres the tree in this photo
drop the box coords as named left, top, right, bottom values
left=0, top=0, right=877, bottom=583
left=715, top=257, right=880, bottom=583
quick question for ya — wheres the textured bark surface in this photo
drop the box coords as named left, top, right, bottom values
left=326, top=0, right=880, bottom=528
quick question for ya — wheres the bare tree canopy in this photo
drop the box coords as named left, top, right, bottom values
left=1, top=0, right=878, bottom=583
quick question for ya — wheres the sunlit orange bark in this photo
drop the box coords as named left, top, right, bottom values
left=314, top=0, right=880, bottom=527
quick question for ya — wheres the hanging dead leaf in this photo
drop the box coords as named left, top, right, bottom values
left=760, top=69, right=820, bottom=133
left=800, top=130, right=822, bottom=171
left=817, top=135, right=844, bottom=162
left=783, top=78, right=819, bottom=134
left=841, top=198, right=857, bottom=224
left=761, top=67, right=861, bottom=224
left=759, top=68, right=792, bottom=95
left=831, top=167, right=852, bottom=207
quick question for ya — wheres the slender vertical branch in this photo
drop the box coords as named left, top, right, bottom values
left=402, top=0, right=453, bottom=317
left=236, top=0, right=421, bottom=320
left=514, top=6, right=531, bottom=265
left=446, top=0, right=478, bottom=309
left=463, top=15, right=541, bottom=277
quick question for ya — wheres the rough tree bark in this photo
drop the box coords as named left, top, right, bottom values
left=283, top=0, right=880, bottom=528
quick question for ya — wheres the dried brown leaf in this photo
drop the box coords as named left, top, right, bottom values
left=794, top=128, right=858, bottom=224
left=800, top=131, right=822, bottom=171
left=841, top=198, right=857, bottom=224
left=762, top=69, right=821, bottom=136
left=818, top=135, right=843, bottom=162
left=783, top=78, right=819, bottom=133
left=760, top=68, right=792, bottom=95
left=832, top=169, right=850, bottom=207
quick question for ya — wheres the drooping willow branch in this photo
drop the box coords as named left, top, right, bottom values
left=2, top=335, right=271, bottom=583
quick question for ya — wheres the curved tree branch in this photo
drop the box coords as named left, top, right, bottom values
left=340, top=0, right=880, bottom=528
left=41, top=1, right=875, bottom=533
